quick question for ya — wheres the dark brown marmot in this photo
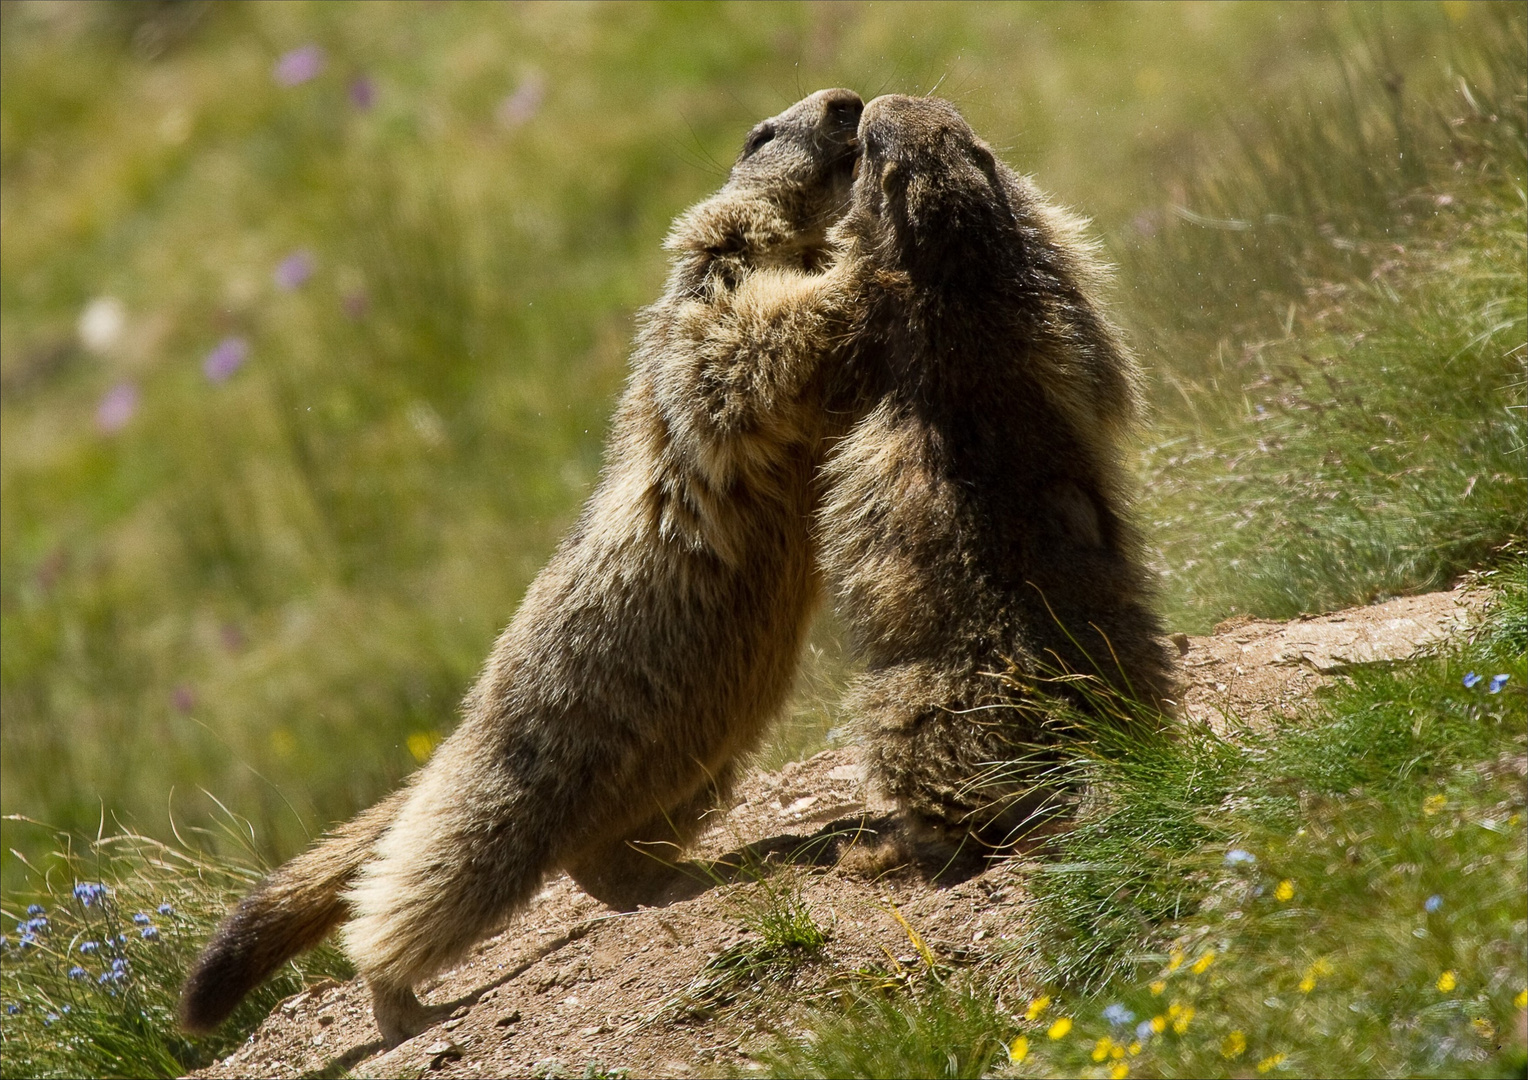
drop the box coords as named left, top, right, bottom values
left=819, top=95, right=1175, bottom=842
left=180, top=88, right=864, bottom=1045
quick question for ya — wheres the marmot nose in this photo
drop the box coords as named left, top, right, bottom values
left=817, top=88, right=863, bottom=132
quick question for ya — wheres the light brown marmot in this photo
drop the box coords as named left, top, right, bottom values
left=818, top=95, right=1175, bottom=842
left=180, top=87, right=864, bottom=1045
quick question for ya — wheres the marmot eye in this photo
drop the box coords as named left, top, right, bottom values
left=742, top=123, right=776, bottom=159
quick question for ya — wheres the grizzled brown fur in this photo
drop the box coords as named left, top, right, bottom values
left=819, top=95, right=1175, bottom=841
left=181, top=88, right=864, bottom=1046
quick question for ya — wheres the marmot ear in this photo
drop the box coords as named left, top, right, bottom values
left=970, top=144, right=1002, bottom=190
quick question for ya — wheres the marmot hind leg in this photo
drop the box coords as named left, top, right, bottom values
left=564, top=760, right=741, bottom=911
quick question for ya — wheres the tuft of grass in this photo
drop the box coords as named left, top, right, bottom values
left=0, top=821, right=350, bottom=1080
left=756, top=973, right=1017, bottom=1080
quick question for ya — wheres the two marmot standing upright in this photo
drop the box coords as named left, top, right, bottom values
left=818, top=95, right=1174, bottom=839
left=182, top=90, right=1172, bottom=1045
left=182, top=88, right=864, bottom=1044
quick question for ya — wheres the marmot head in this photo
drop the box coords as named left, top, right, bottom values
left=668, top=88, right=862, bottom=269
left=843, top=94, right=1016, bottom=282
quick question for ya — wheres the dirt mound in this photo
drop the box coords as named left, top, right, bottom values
left=193, top=589, right=1476, bottom=1080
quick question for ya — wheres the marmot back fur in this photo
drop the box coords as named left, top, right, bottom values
left=181, top=88, right=863, bottom=1045
left=819, top=95, right=1175, bottom=840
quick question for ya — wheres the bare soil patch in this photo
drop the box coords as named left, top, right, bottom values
left=192, top=588, right=1475, bottom=1080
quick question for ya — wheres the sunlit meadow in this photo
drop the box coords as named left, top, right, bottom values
left=2, top=2, right=1523, bottom=1077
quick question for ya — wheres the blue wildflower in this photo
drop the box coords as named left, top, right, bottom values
left=79, top=941, right=99, bottom=955
left=1103, top=1003, right=1135, bottom=1027
left=61, top=1006, right=70, bottom=1015
left=1463, top=672, right=1482, bottom=688
left=1425, top=894, right=1444, bottom=913
left=73, top=882, right=106, bottom=907
left=6, top=1004, right=18, bottom=1015
left=18, top=933, right=36, bottom=949
left=44, top=1012, right=58, bottom=1025
left=26, top=905, right=44, bottom=917
left=1136, top=1019, right=1155, bottom=1043
left=1225, top=849, right=1257, bottom=866
left=116, top=933, right=129, bottom=945
left=157, top=903, right=175, bottom=917
left=1488, top=674, right=1510, bottom=694
left=110, top=958, right=127, bottom=975
left=140, top=926, right=159, bottom=941
left=132, top=912, right=151, bottom=925
left=68, top=966, right=87, bottom=980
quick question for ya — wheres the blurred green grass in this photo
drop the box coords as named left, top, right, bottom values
left=2, top=0, right=1521, bottom=893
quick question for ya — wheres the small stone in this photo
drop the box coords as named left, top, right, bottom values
left=318, top=1013, right=335, bottom=1026
left=1171, top=633, right=1191, bottom=655
left=495, top=1009, right=522, bottom=1027
left=444, top=1018, right=463, bottom=1030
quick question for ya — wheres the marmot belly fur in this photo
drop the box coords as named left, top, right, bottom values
left=180, top=88, right=863, bottom=1045
left=819, top=95, right=1175, bottom=841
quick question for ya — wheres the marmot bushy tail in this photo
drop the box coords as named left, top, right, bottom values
left=820, top=95, right=1175, bottom=840
left=179, top=788, right=407, bottom=1032
left=181, top=88, right=863, bottom=1044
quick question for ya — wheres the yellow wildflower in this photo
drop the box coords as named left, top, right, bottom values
left=1025, top=994, right=1052, bottom=1021
left=1221, top=1030, right=1247, bottom=1058
left=1047, top=1016, right=1073, bottom=1040
left=1128, top=1041, right=1142, bottom=1056
left=1423, top=793, right=1446, bottom=815
left=1312, top=958, right=1333, bottom=976
left=1149, top=980, right=1166, bottom=996
left=1008, top=1036, right=1029, bottom=1063
left=1151, top=1015, right=1167, bottom=1033
left=406, top=731, right=437, bottom=763
left=1298, top=974, right=1317, bottom=994
left=1092, top=1037, right=1114, bottom=1062
left=1257, top=1052, right=1287, bottom=1073
left=1191, top=951, right=1216, bottom=974
left=1166, top=949, right=1185, bottom=972
left=1172, top=1006, right=1196, bottom=1034
left=1274, top=879, right=1295, bottom=902
left=1111, top=1044, right=1126, bottom=1060
left=1437, top=970, right=1457, bottom=993
left=1514, top=989, right=1527, bottom=1010
left=1167, top=1003, right=1182, bottom=1019
left=1110, top=1063, right=1129, bottom=1080
left=1472, top=1018, right=1495, bottom=1040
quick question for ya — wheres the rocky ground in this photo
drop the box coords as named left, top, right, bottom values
left=191, top=588, right=1479, bottom=1080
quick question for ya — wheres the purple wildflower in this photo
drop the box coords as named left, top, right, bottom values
left=274, top=249, right=315, bottom=290
left=341, top=291, right=369, bottom=320
left=157, top=903, right=175, bottom=917
left=79, top=941, right=99, bottom=955
left=68, top=966, right=87, bottom=980
left=203, top=336, right=249, bottom=384
left=26, top=906, right=43, bottom=917
left=19, top=933, right=37, bottom=949
left=349, top=76, right=375, bottom=109
left=131, top=912, right=151, bottom=925
left=5, top=1004, right=18, bottom=1015
left=95, top=382, right=139, bottom=433
left=140, top=926, right=159, bottom=941
left=1488, top=674, right=1510, bottom=694
left=73, top=882, right=106, bottom=907
left=497, top=73, right=545, bottom=128
left=1463, top=672, right=1482, bottom=689
left=273, top=44, right=325, bottom=87
left=1425, top=894, right=1443, bottom=913
left=171, top=685, right=196, bottom=713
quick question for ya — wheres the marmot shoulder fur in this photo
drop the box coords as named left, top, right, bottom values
left=181, top=88, right=863, bottom=1045
left=819, top=95, right=1175, bottom=840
